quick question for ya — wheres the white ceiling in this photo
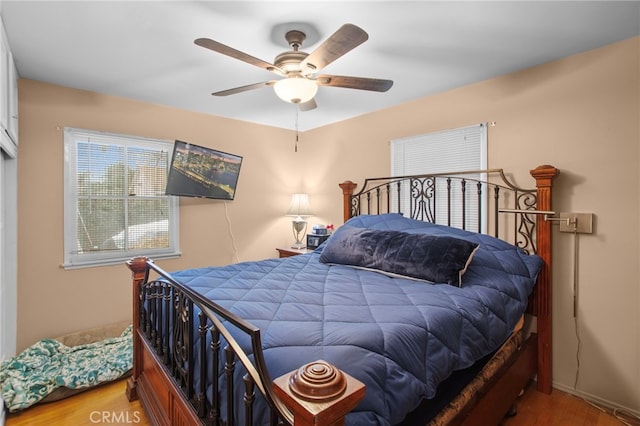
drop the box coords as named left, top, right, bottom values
left=1, top=1, right=638, bottom=131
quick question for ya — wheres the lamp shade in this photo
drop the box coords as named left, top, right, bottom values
left=286, top=193, right=313, bottom=217
left=274, top=77, right=318, bottom=104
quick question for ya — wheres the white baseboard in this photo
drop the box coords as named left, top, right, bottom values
left=553, top=381, right=640, bottom=419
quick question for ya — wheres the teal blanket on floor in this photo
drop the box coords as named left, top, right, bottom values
left=0, top=325, right=132, bottom=412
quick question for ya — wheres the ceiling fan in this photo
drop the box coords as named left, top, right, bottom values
left=194, top=24, right=393, bottom=111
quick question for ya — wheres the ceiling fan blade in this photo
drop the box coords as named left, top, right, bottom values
left=212, top=81, right=277, bottom=97
left=299, top=98, right=317, bottom=111
left=316, top=75, right=393, bottom=92
left=300, top=24, right=368, bottom=73
left=195, top=38, right=284, bottom=75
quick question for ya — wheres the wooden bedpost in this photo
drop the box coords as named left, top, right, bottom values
left=273, top=360, right=365, bottom=426
left=339, top=181, right=357, bottom=223
left=530, top=165, right=559, bottom=395
left=125, top=256, right=149, bottom=402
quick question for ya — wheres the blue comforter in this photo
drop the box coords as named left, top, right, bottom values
left=171, top=214, right=542, bottom=425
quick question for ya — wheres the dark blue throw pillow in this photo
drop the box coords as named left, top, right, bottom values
left=319, top=226, right=479, bottom=286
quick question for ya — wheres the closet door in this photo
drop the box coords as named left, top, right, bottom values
left=0, top=152, right=3, bottom=362
left=0, top=18, right=18, bottom=383
left=0, top=149, right=17, bottom=364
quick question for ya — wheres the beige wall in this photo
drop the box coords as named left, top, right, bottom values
left=302, top=36, right=640, bottom=414
left=17, top=80, right=305, bottom=346
left=17, top=36, right=639, bottom=413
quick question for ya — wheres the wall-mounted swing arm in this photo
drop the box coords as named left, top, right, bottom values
left=499, top=209, right=593, bottom=234
left=499, top=208, right=556, bottom=216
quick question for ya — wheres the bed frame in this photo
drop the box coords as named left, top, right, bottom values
left=126, top=164, right=558, bottom=426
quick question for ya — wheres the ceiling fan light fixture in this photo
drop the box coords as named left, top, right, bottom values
left=274, top=77, right=318, bottom=104
left=196, top=24, right=392, bottom=109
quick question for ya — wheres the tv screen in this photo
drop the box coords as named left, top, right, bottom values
left=165, top=140, right=243, bottom=200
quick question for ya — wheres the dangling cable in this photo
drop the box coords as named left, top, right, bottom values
left=573, top=228, right=582, bottom=389
left=224, top=201, right=240, bottom=263
left=295, top=106, right=299, bottom=153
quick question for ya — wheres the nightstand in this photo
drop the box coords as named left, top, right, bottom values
left=276, top=247, right=312, bottom=258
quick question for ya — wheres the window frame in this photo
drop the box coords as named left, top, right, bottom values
left=390, top=123, right=488, bottom=232
left=63, top=128, right=180, bottom=269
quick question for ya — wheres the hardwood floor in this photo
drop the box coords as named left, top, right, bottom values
left=5, top=379, right=150, bottom=426
left=501, top=382, right=632, bottom=426
left=4, top=379, right=632, bottom=426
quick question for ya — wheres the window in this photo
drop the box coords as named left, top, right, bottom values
left=390, top=123, right=487, bottom=231
left=63, top=128, right=179, bottom=269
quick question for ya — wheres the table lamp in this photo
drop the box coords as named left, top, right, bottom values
left=286, top=193, right=313, bottom=249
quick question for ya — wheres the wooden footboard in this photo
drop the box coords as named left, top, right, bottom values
left=126, top=257, right=364, bottom=426
left=126, top=257, right=285, bottom=425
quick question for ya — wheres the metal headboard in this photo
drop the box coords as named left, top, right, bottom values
left=341, top=169, right=540, bottom=254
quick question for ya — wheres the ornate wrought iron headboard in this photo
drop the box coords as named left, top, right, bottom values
left=340, top=168, right=540, bottom=254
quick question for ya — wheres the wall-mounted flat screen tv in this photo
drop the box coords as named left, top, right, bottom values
left=165, top=140, right=243, bottom=200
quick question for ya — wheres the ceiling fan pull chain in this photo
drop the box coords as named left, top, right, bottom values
left=295, top=107, right=299, bottom=153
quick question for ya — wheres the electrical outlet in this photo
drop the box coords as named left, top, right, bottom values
left=559, top=212, right=593, bottom=234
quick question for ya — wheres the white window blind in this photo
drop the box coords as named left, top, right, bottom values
left=390, top=123, right=487, bottom=231
left=63, top=128, right=179, bottom=269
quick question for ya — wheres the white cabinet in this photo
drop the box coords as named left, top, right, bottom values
left=0, top=14, right=18, bottom=380
left=0, top=19, right=17, bottom=158
left=0, top=33, right=7, bottom=134
left=7, top=50, right=17, bottom=144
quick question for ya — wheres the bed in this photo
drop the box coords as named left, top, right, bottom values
left=125, top=164, right=558, bottom=426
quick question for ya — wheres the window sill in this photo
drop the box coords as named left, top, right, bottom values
left=62, top=251, right=181, bottom=270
